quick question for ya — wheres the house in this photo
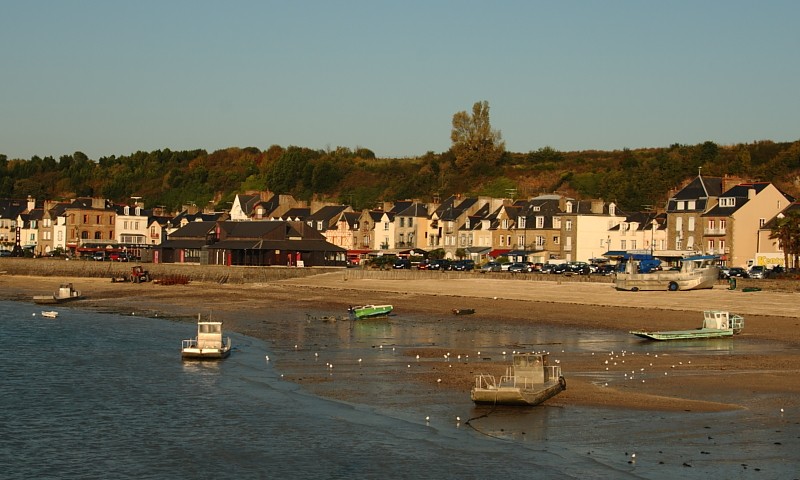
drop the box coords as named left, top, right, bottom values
left=0, top=197, right=32, bottom=254
left=556, top=199, right=624, bottom=263
left=230, top=192, right=302, bottom=220
left=63, top=198, right=119, bottom=257
left=509, top=195, right=565, bottom=263
left=157, top=220, right=346, bottom=266
left=609, top=211, right=668, bottom=257
left=305, top=205, right=351, bottom=233
left=702, top=182, right=793, bottom=267
left=393, top=202, right=430, bottom=249
left=665, top=174, right=727, bottom=254
left=427, top=196, right=497, bottom=257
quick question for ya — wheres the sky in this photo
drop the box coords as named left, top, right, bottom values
left=2, top=0, right=799, bottom=161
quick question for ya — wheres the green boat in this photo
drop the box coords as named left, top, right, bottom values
left=347, top=304, right=393, bottom=320
left=630, top=310, right=744, bottom=341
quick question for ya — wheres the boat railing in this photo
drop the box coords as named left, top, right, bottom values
left=730, top=314, right=745, bottom=334
left=181, top=339, right=197, bottom=349
left=545, top=365, right=562, bottom=382
left=474, top=374, right=498, bottom=390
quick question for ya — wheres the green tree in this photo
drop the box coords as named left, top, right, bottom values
left=769, top=210, right=800, bottom=270
left=450, top=100, right=505, bottom=173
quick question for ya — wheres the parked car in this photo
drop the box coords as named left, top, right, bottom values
left=0, top=250, right=12, bottom=257
left=428, top=259, right=452, bottom=270
left=508, top=262, right=533, bottom=273
left=393, top=258, right=412, bottom=269
left=499, top=261, right=513, bottom=271
left=727, top=267, right=749, bottom=278
left=748, top=265, right=766, bottom=279
left=110, top=252, right=130, bottom=262
left=718, top=267, right=731, bottom=279
left=595, top=264, right=616, bottom=276
left=416, top=259, right=431, bottom=270
left=452, top=259, right=475, bottom=271
left=549, top=263, right=569, bottom=274
left=539, top=263, right=557, bottom=274
left=91, top=251, right=107, bottom=261
left=480, top=261, right=501, bottom=272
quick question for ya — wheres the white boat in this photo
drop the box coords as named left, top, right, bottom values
left=181, top=315, right=232, bottom=360
left=41, top=311, right=59, bottom=318
left=471, top=353, right=566, bottom=406
left=33, top=283, right=82, bottom=304
left=630, top=310, right=744, bottom=341
left=615, top=255, right=719, bottom=292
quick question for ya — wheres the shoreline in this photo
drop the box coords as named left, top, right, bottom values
left=4, top=272, right=800, bottom=414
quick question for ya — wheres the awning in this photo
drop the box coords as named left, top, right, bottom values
left=488, top=249, right=511, bottom=258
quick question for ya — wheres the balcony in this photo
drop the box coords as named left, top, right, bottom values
left=704, top=228, right=727, bottom=236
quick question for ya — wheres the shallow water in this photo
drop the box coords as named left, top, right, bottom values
left=1, top=301, right=797, bottom=479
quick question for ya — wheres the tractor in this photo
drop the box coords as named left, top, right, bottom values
left=130, top=265, right=151, bottom=283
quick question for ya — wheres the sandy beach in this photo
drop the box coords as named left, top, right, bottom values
left=4, top=269, right=799, bottom=417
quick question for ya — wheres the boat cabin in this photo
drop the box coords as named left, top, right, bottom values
left=703, top=310, right=744, bottom=332
left=194, top=321, right=225, bottom=350
left=502, top=353, right=555, bottom=387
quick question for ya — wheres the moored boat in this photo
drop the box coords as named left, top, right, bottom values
left=41, top=311, right=59, bottom=318
left=615, top=255, right=719, bottom=292
left=471, top=352, right=566, bottom=406
left=630, top=310, right=744, bottom=341
left=181, top=315, right=232, bottom=360
left=347, top=304, right=393, bottom=320
left=452, top=308, right=475, bottom=315
left=33, top=283, right=82, bottom=304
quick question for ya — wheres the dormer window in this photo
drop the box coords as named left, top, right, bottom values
left=719, top=197, right=736, bottom=207
left=124, top=206, right=130, bottom=215
left=609, top=203, right=616, bottom=216
left=535, top=216, right=544, bottom=228
left=517, top=217, right=525, bottom=229
left=687, top=200, right=696, bottom=210
left=532, top=206, right=540, bottom=212
left=565, top=201, right=573, bottom=213
left=677, top=201, right=685, bottom=210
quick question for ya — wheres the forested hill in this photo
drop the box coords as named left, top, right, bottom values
left=1, top=139, right=799, bottom=212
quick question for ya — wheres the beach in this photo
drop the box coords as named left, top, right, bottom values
left=5, top=269, right=799, bottom=416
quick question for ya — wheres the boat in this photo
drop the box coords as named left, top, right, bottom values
left=630, top=310, right=744, bottom=341
left=615, top=254, right=719, bottom=292
left=33, top=283, right=82, bottom=304
left=347, top=304, right=393, bottom=320
left=41, top=311, right=59, bottom=318
left=452, top=308, right=475, bottom=315
left=471, top=352, right=566, bottom=406
left=181, top=315, right=232, bottom=360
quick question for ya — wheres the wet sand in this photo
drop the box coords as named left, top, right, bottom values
left=5, top=271, right=800, bottom=415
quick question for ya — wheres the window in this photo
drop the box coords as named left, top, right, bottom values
left=687, top=236, right=694, bottom=249
left=708, top=219, right=715, bottom=230
left=57, top=231, right=63, bottom=241
left=94, top=231, right=102, bottom=239
left=553, top=236, right=559, bottom=245
left=677, top=201, right=685, bottom=210
left=707, top=239, right=715, bottom=251
left=631, top=240, right=637, bottom=250
left=532, top=206, right=540, bottom=212
left=83, top=215, right=88, bottom=223
left=688, top=217, right=695, bottom=232
left=719, top=239, right=726, bottom=252
left=408, top=218, right=413, bottom=227
left=518, top=217, right=526, bottom=228
left=517, top=235, right=525, bottom=247
left=565, top=219, right=572, bottom=232
left=399, top=233, right=404, bottom=245
left=536, top=216, right=544, bottom=228
left=502, top=219, right=509, bottom=229
left=759, top=218, right=766, bottom=228
left=676, top=217, right=683, bottom=231
left=124, top=221, right=128, bottom=229
left=720, top=219, right=727, bottom=231
left=687, top=200, right=696, bottom=210
left=384, top=221, right=389, bottom=230
left=565, top=201, right=573, bottom=213
left=317, top=221, right=324, bottom=230
left=500, top=236, right=505, bottom=246
left=400, top=217, right=405, bottom=228
left=621, top=240, right=627, bottom=250
left=96, top=215, right=101, bottom=224
left=553, top=218, right=561, bottom=229
left=719, top=198, right=734, bottom=207
left=506, top=235, right=511, bottom=246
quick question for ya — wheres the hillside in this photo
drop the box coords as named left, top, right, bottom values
left=2, top=139, right=799, bottom=212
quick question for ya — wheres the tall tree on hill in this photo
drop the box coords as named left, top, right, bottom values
left=450, top=100, right=505, bottom=174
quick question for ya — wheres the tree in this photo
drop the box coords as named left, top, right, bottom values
left=769, top=210, right=800, bottom=270
left=450, top=100, right=505, bottom=173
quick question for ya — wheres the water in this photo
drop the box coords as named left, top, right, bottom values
left=1, top=301, right=797, bottom=479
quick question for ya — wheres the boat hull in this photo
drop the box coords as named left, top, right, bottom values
left=471, top=378, right=566, bottom=406
left=348, top=305, right=393, bottom=320
left=181, top=347, right=231, bottom=360
left=629, top=328, right=734, bottom=341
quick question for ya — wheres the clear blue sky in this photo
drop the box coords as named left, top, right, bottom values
left=2, top=0, right=799, bottom=161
